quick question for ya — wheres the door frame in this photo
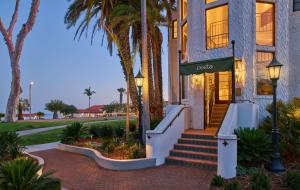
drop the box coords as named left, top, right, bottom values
left=215, top=72, right=232, bottom=104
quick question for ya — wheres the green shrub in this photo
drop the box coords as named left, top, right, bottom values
left=150, top=119, right=162, bottom=130
left=284, top=171, right=300, bottom=190
left=127, top=131, right=139, bottom=146
left=210, top=175, right=224, bottom=187
left=0, top=132, right=24, bottom=161
left=236, top=165, right=259, bottom=176
left=89, top=125, right=114, bottom=139
left=251, top=170, right=271, bottom=190
left=129, top=144, right=145, bottom=159
left=114, top=126, right=125, bottom=138
left=129, top=124, right=136, bottom=132
left=235, top=128, right=272, bottom=167
left=260, top=97, right=300, bottom=162
left=61, top=122, right=85, bottom=144
left=89, top=125, right=101, bottom=137
left=0, top=157, right=61, bottom=190
left=224, top=181, right=242, bottom=190
left=101, top=140, right=115, bottom=153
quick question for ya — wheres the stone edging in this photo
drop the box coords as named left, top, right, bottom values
left=57, top=143, right=156, bottom=170
left=24, top=152, right=44, bottom=176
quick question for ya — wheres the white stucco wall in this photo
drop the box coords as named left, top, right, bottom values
left=169, top=0, right=292, bottom=125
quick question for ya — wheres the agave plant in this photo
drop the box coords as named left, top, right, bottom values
left=0, top=132, right=24, bottom=161
left=0, top=158, right=61, bottom=190
left=61, top=122, right=87, bottom=144
left=235, top=128, right=272, bottom=167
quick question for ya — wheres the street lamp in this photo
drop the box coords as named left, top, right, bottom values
left=29, top=81, right=34, bottom=120
left=266, top=56, right=285, bottom=173
left=135, top=70, right=144, bottom=145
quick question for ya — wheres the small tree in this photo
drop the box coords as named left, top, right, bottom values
left=45, top=100, right=64, bottom=119
left=36, top=112, right=45, bottom=119
left=17, top=98, right=30, bottom=120
left=0, top=113, right=4, bottom=121
left=84, top=87, right=96, bottom=117
left=61, top=104, right=77, bottom=118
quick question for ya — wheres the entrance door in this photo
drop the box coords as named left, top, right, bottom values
left=215, top=71, right=232, bottom=104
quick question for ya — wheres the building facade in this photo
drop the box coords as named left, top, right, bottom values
left=168, top=0, right=300, bottom=130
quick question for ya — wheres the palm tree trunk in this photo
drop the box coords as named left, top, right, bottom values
left=147, top=33, right=155, bottom=121
left=88, top=97, right=91, bottom=117
left=126, top=74, right=130, bottom=139
left=53, top=111, right=58, bottom=119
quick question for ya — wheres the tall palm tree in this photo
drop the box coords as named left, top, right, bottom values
left=117, top=88, right=126, bottom=105
left=84, top=87, right=96, bottom=117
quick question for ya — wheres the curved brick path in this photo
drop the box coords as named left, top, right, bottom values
left=33, top=149, right=215, bottom=190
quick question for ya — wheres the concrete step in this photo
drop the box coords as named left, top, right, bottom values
left=174, top=143, right=217, bottom=154
left=178, top=138, right=217, bottom=146
left=181, top=133, right=215, bottom=140
left=170, top=149, right=217, bottom=161
left=166, top=156, right=217, bottom=170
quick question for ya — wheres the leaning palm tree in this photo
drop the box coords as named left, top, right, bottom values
left=45, top=100, right=65, bottom=119
left=0, top=158, right=61, bottom=190
left=84, top=87, right=96, bottom=117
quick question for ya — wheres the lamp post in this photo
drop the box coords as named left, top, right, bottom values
left=266, top=57, right=285, bottom=173
left=135, top=70, right=144, bottom=145
left=29, top=81, right=34, bottom=120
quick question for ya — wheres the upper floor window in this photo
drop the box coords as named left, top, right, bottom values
left=206, top=5, right=229, bottom=49
left=172, top=20, right=178, bottom=39
left=206, top=0, right=218, bottom=4
left=294, top=0, right=300, bottom=12
left=256, top=51, right=273, bottom=95
left=181, top=0, right=187, bottom=20
left=181, top=22, right=188, bottom=60
left=256, top=2, right=275, bottom=46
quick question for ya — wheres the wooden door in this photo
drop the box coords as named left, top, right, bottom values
left=215, top=71, right=232, bottom=104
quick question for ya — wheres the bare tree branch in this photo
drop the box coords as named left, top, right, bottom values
left=8, top=0, right=20, bottom=34
left=15, top=0, right=40, bottom=61
left=0, top=18, right=15, bottom=55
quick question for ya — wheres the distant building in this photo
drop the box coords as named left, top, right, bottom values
left=74, top=105, right=105, bottom=118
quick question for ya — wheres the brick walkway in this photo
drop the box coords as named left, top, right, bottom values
left=33, top=149, right=215, bottom=190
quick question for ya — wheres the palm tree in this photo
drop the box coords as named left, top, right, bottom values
left=17, top=98, right=30, bottom=120
left=0, top=158, right=61, bottom=190
left=84, top=87, right=96, bottom=117
left=45, top=100, right=64, bottom=119
left=117, top=88, right=126, bottom=105
left=36, top=112, right=45, bottom=119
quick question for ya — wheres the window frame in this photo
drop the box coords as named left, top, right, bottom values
left=256, top=1, right=275, bottom=47
left=181, top=0, right=188, bottom=20
left=172, top=20, right=178, bottom=39
left=294, top=0, right=300, bottom=12
left=205, top=3, right=229, bottom=50
left=181, top=21, right=188, bottom=60
left=255, top=51, right=274, bottom=96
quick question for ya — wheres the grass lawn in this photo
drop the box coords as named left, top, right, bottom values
left=20, top=120, right=134, bottom=146
left=0, top=118, right=118, bottom=133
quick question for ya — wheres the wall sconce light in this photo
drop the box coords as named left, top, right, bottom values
left=191, top=74, right=204, bottom=89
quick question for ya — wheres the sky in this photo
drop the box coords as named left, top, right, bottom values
left=0, top=0, right=169, bottom=114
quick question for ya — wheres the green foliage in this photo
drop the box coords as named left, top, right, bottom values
left=114, top=126, right=125, bottom=138
left=101, top=140, right=115, bottom=153
left=236, top=165, right=259, bottom=176
left=0, top=132, right=24, bottom=161
left=150, top=119, right=162, bottom=130
left=260, top=97, right=300, bottom=162
left=84, top=87, right=96, bottom=97
left=129, top=144, right=145, bottom=159
left=61, top=122, right=86, bottom=144
left=60, top=104, right=77, bottom=117
left=210, top=175, right=224, bottom=187
left=284, top=171, right=300, bottom=190
left=251, top=170, right=271, bottom=190
left=0, top=157, right=61, bottom=190
left=127, top=131, right=139, bottom=146
left=45, top=99, right=65, bottom=119
left=235, top=128, right=272, bottom=167
left=104, top=101, right=125, bottom=113
left=129, top=124, right=136, bottom=132
left=224, top=181, right=242, bottom=190
left=0, top=113, right=4, bottom=121
left=36, top=112, right=45, bottom=119
left=89, top=125, right=114, bottom=139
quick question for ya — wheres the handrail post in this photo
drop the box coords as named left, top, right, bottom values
left=231, top=40, right=236, bottom=103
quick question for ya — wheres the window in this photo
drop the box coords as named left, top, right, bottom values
left=181, top=22, right=188, bottom=59
left=256, top=52, right=273, bottom=95
left=256, top=2, right=275, bottom=46
left=206, top=5, right=229, bottom=49
left=172, top=20, right=178, bottom=39
left=206, top=0, right=218, bottom=4
left=294, top=0, right=300, bottom=12
left=181, top=0, right=187, bottom=20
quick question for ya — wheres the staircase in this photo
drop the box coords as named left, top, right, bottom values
left=209, top=104, right=229, bottom=128
left=166, top=130, right=218, bottom=170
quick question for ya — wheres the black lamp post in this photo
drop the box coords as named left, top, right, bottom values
left=266, top=56, right=285, bottom=173
left=135, top=70, right=144, bottom=145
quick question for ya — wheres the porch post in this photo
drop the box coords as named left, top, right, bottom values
left=231, top=40, right=236, bottom=103
left=178, top=50, right=182, bottom=105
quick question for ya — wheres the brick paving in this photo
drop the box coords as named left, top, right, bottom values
left=33, top=149, right=215, bottom=190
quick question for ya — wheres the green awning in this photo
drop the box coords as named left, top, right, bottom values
left=180, top=56, right=234, bottom=75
